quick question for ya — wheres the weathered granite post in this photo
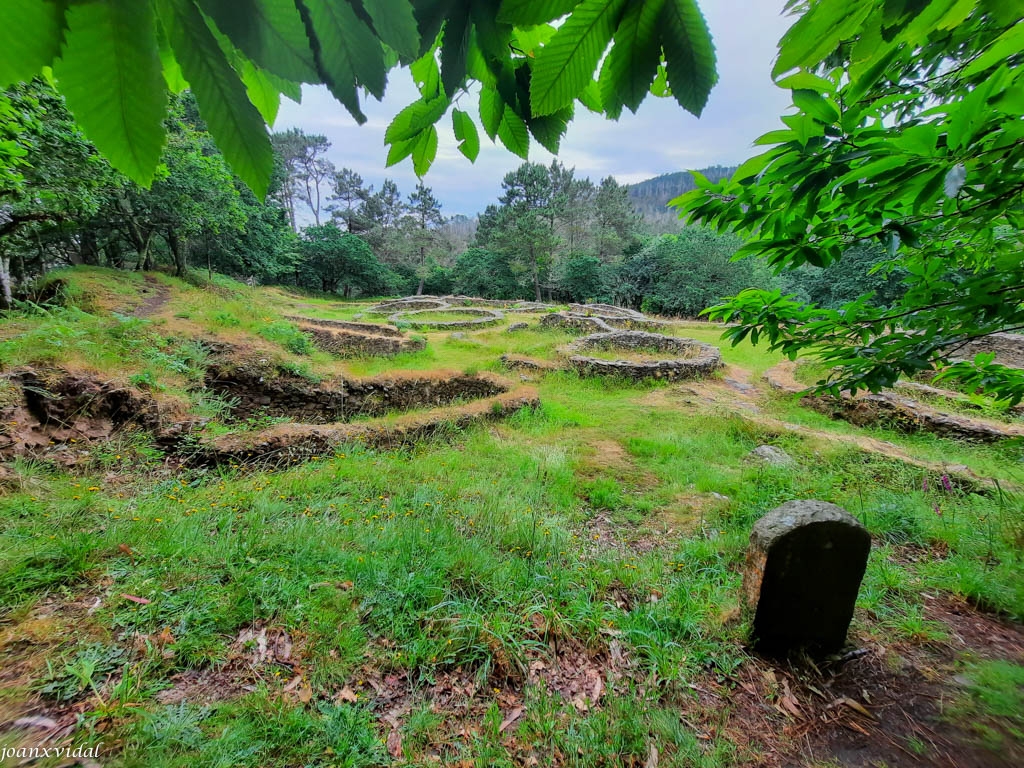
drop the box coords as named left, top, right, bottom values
left=743, top=500, right=871, bottom=657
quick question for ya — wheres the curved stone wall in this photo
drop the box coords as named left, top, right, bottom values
left=763, top=360, right=1024, bottom=443
left=300, top=324, right=425, bottom=357
left=285, top=315, right=405, bottom=338
left=388, top=307, right=504, bottom=329
left=540, top=313, right=615, bottom=333
left=539, top=311, right=670, bottom=334
left=194, top=384, right=540, bottom=465
left=206, top=361, right=514, bottom=423
left=365, top=298, right=449, bottom=314
left=568, top=303, right=644, bottom=320
left=563, top=331, right=723, bottom=381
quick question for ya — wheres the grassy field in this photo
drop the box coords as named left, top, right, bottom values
left=1, top=268, right=1022, bottom=766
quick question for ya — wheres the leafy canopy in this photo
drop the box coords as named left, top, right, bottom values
left=2, top=0, right=717, bottom=195
left=675, top=0, right=1024, bottom=402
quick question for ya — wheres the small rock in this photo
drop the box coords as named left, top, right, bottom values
left=725, top=377, right=756, bottom=394
left=743, top=500, right=870, bottom=657
left=450, top=332, right=466, bottom=340
left=710, top=492, right=729, bottom=501
left=748, top=445, right=795, bottom=466
left=506, top=322, right=529, bottom=333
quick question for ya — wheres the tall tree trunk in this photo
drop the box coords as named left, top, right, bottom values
left=167, top=229, right=188, bottom=276
left=79, top=229, right=100, bottom=266
left=417, top=243, right=426, bottom=295
left=286, top=194, right=297, bottom=231
left=0, top=254, right=12, bottom=310
left=117, top=194, right=154, bottom=270
left=531, top=246, right=541, bottom=302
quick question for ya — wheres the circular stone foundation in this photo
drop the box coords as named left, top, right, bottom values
left=388, top=307, right=504, bottom=329
left=568, top=303, right=645, bottom=320
left=365, top=297, right=450, bottom=314
left=563, top=330, right=722, bottom=380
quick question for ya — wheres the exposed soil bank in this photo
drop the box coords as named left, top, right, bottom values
left=0, top=368, right=163, bottom=457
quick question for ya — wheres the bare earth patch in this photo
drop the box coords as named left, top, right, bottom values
left=677, top=596, right=1024, bottom=767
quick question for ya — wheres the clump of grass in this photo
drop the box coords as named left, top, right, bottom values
left=258, top=321, right=314, bottom=355
left=949, top=660, right=1024, bottom=751
left=39, top=642, right=127, bottom=702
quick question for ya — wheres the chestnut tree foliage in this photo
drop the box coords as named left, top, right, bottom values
left=675, top=0, right=1024, bottom=401
left=0, top=0, right=717, bottom=195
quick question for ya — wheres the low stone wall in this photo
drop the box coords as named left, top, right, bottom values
left=191, top=384, right=540, bottom=465
left=285, top=315, right=405, bottom=338
left=205, top=361, right=513, bottom=424
left=446, top=296, right=556, bottom=311
left=568, top=303, right=644, bottom=320
left=538, top=311, right=670, bottom=334
left=762, top=361, right=1024, bottom=443
left=388, top=307, right=504, bottom=329
left=301, top=325, right=425, bottom=357
left=540, top=313, right=614, bottom=334
left=953, top=332, right=1024, bottom=369
left=365, top=298, right=448, bottom=314
left=564, top=331, right=723, bottom=381
left=205, top=361, right=347, bottom=423
left=344, top=371, right=508, bottom=417
left=603, top=317, right=673, bottom=333
left=807, top=391, right=1024, bottom=443
left=500, top=354, right=563, bottom=372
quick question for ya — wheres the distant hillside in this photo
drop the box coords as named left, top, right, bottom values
left=627, top=165, right=737, bottom=219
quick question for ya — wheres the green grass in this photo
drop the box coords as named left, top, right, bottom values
left=1, top=271, right=1023, bottom=765
left=948, top=660, right=1024, bottom=751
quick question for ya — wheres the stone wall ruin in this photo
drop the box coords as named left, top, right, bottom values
left=563, top=330, right=723, bottom=381
left=205, top=360, right=510, bottom=424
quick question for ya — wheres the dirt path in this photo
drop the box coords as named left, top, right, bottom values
left=132, top=275, right=171, bottom=318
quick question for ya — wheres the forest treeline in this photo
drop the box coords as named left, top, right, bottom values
left=1, top=82, right=901, bottom=314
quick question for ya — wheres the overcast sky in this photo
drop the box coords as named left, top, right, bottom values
left=274, top=1, right=795, bottom=217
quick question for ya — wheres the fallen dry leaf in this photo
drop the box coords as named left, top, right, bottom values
left=837, top=696, right=875, bottom=720
left=780, top=693, right=803, bottom=718
left=387, top=728, right=402, bottom=759
left=121, top=594, right=151, bottom=605
left=337, top=686, right=358, bottom=703
left=645, top=744, right=659, bottom=768
left=499, top=707, right=524, bottom=733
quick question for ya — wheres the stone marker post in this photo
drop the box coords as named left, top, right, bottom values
left=743, top=500, right=871, bottom=657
